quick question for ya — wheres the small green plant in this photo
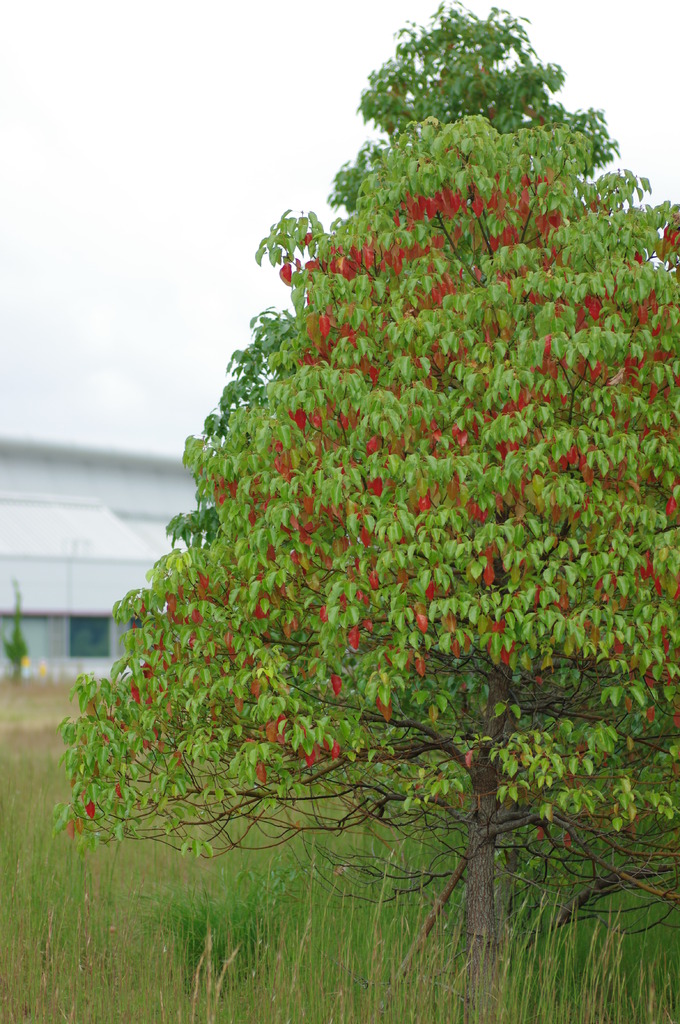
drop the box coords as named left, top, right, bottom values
left=146, top=862, right=301, bottom=981
left=2, top=579, right=28, bottom=681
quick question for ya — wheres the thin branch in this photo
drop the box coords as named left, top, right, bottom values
left=380, top=848, right=468, bottom=1014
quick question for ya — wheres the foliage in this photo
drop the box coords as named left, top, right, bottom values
left=169, top=309, right=297, bottom=547
left=176, top=3, right=619, bottom=549
left=12, top=741, right=680, bottom=1022
left=2, top=579, right=28, bottom=679
left=328, top=2, right=618, bottom=213
left=59, top=118, right=680, bottom=982
left=148, top=863, right=300, bottom=978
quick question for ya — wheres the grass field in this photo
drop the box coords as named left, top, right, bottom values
left=1, top=680, right=679, bottom=1023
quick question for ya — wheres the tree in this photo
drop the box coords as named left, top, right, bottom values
left=59, top=118, right=680, bottom=1003
left=169, top=308, right=298, bottom=547
left=2, top=580, right=28, bottom=681
left=170, top=3, right=619, bottom=548
left=329, top=2, right=618, bottom=214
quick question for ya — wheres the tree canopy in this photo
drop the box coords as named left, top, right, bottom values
left=169, top=3, right=619, bottom=549
left=329, top=2, right=618, bottom=212
left=59, top=117, right=680, bottom=983
left=2, top=580, right=28, bottom=679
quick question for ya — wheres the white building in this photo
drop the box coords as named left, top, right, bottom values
left=0, top=438, right=196, bottom=679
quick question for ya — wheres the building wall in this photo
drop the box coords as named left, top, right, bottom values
left=0, top=437, right=195, bottom=522
left=0, top=437, right=197, bottom=679
left=0, top=553, right=161, bottom=615
left=0, top=611, right=130, bottom=679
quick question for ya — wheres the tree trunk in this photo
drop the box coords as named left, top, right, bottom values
left=465, top=770, right=498, bottom=1018
left=465, top=667, right=507, bottom=1018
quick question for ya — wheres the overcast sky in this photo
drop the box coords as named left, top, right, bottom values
left=1, top=1, right=678, bottom=459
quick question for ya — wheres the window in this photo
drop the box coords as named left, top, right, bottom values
left=69, top=617, right=110, bottom=658
left=21, top=617, right=49, bottom=660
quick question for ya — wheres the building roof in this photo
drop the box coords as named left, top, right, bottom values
left=0, top=436, right=196, bottom=522
left=0, top=493, right=160, bottom=561
left=0, top=436, right=185, bottom=474
left=0, top=438, right=193, bottom=616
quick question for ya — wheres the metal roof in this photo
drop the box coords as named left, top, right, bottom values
left=0, top=436, right=185, bottom=473
left=0, top=436, right=196, bottom=522
left=0, top=492, right=161, bottom=561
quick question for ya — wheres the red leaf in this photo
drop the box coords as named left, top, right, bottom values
left=666, top=495, right=678, bottom=517
left=537, top=826, right=545, bottom=841
left=366, top=435, right=380, bottom=455
left=331, top=739, right=340, bottom=760
left=319, top=314, right=331, bottom=339
left=564, top=833, right=572, bottom=849
left=361, top=525, right=371, bottom=547
left=294, top=409, right=307, bottom=431
left=275, top=714, right=287, bottom=742
left=305, top=748, right=317, bottom=768
left=646, top=706, right=656, bottom=723
left=472, top=194, right=484, bottom=217
left=673, top=711, right=680, bottom=729
left=348, top=625, right=360, bottom=650
left=464, top=750, right=473, bottom=769
left=585, top=295, right=602, bottom=320
left=415, top=655, right=426, bottom=677
left=367, top=477, right=383, bottom=497
left=376, top=696, right=393, bottom=720
left=131, top=684, right=141, bottom=705
left=376, top=696, right=392, bottom=722
left=418, top=493, right=431, bottom=512
left=279, top=263, right=292, bottom=285
left=331, top=674, right=342, bottom=696
left=115, top=783, right=122, bottom=799
left=425, top=581, right=435, bottom=602
left=483, top=562, right=495, bottom=586
left=85, top=800, right=95, bottom=820
left=518, top=187, right=530, bottom=218
left=255, top=762, right=267, bottom=785
left=191, top=608, right=203, bottom=625
left=319, top=605, right=328, bottom=623
left=368, top=570, right=380, bottom=591
left=416, top=612, right=428, bottom=634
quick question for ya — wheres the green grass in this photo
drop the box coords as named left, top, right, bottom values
left=1, top=685, right=679, bottom=1022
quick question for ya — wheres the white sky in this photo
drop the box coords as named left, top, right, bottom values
left=1, top=0, right=678, bottom=458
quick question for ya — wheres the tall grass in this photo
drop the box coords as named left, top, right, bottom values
left=0, top=736, right=679, bottom=1022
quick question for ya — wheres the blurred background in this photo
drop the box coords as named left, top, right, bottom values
left=1, top=0, right=678, bottom=456
left=1, top=0, right=678, bottom=677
